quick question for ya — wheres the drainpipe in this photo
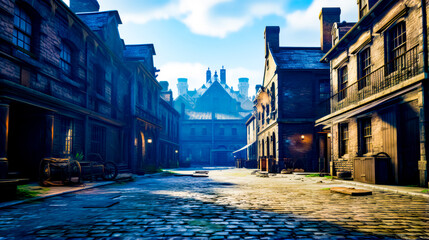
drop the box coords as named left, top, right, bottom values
left=420, top=0, right=428, bottom=187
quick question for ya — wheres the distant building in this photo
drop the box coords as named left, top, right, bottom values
left=174, top=67, right=252, bottom=166
left=316, top=0, right=429, bottom=187
left=254, top=26, right=330, bottom=173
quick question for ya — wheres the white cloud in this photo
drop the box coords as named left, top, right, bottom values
left=120, top=0, right=285, bottom=38
left=282, top=0, right=358, bottom=46
left=157, top=62, right=262, bottom=97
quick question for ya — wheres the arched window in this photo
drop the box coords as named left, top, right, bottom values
left=60, top=42, right=72, bottom=75
left=13, top=6, right=32, bottom=51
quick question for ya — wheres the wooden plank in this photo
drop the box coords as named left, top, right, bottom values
left=330, top=187, right=372, bottom=196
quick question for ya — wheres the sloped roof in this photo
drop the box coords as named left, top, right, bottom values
left=273, top=47, right=329, bottom=70
left=77, top=11, right=122, bottom=32
left=185, top=111, right=248, bottom=120
left=123, top=44, right=156, bottom=59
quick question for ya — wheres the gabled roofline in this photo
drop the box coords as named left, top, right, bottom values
left=76, top=10, right=122, bottom=24
left=125, top=44, right=156, bottom=55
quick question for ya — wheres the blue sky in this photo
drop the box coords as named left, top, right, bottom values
left=64, top=0, right=358, bottom=97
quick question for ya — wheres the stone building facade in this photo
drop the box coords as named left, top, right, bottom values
left=0, top=0, right=179, bottom=180
left=316, top=0, right=429, bottom=187
left=254, top=26, right=330, bottom=173
left=174, top=68, right=252, bottom=166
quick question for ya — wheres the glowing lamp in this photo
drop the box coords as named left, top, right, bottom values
left=301, top=135, right=305, bottom=141
left=148, top=139, right=153, bottom=143
left=175, top=150, right=179, bottom=154
left=327, top=133, right=332, bottom=138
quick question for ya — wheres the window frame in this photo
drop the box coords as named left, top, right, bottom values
left=359, top=117, right=373, bottom=155
left=60, top=42, right=72, bottom=76
left=339, top=123, right=349, bottom=157
left=358, top=47, right=371, bottom=90
left=13, top=5, right=32, bottom=53
left=387, top=21, right=407, bottom=73
left=338, top=65, right=348, bottom=100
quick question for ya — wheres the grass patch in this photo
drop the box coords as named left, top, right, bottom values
left=324, top=175, right=333, bottom=179
left=188, top=220, right=224, bottom=230
left=305, top=174, right=321, bottom=177
left=320, top=188, right=331, bottom=190
left=422, top=189, right=429, bottom=194
left=16, top=185, right=50, bottom=199
left=143, top=165, right=163, bottom=174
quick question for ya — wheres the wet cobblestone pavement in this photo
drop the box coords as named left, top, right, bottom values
left=0, top=168, right=428, bottom=239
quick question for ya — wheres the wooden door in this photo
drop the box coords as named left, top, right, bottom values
left=381, top=107, right=398, bottom=184
left=398, top=100, right=420, bottom=185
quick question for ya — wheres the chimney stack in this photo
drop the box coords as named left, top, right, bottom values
left=206, top=68, right=211, bottom=83
left=319, top=8, right=341, bottom=52
left=70, top=0, right=100, bottom=13
left=159, top=81, right=169, bottom=92
left=264, top=26, right=280, bottom=56
left=177, top=78, right=188, bottom=96
left=220, top=66, right=226, bottom=84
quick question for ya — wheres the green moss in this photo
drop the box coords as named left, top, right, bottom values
left=160, top=171, right=176, bottom=176
left=305, top=174, right=321, bottom=177
left=320, top=188, right=331, bottom=190
left=324, top=175, right=333, bottom=179
left=16, top=185, right=50, bottom=199
left=422, top=189, right=429, bottom=193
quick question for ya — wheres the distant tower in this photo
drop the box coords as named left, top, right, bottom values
left=70, top=0, right=100, bottom=13
left=220, top=66, right=226, bottom=84
left=213, top=71, right=219, bottom=82
left=255, top=84, right=262, bottom=93
left=238, top=78, right=249, bottom=98
left=206, top=68, right=211, bottom=83
left=177, top=78, right=188, bottom=96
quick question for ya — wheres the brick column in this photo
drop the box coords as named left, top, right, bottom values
left=45, top=114, right=54, bottom=158
left=0, top=104, right=9, bottom=178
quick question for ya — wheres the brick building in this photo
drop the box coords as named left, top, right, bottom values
left=316, top=0, right=429, bottom=187
left=0, top=0, right=179, bottom=180
left=254, top=26, right=330, bottom=173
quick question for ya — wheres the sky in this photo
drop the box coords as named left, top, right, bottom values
left=63, top=0, right=358, bottom=97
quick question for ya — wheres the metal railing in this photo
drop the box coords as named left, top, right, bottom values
left=328, top=45, right=421, bottom=113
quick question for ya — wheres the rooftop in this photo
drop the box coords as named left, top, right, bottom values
left=273, top=47, right=329, bottom=70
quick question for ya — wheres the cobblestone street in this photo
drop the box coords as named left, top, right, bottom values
left=0, top=168, right=428, bottom=239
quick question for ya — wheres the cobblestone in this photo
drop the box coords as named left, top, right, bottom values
left=0, top=168, right=427, bottom=239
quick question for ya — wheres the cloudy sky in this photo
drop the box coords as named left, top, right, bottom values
left=64, top=0, right=358, bottom=97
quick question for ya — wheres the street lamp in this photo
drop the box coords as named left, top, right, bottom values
left=175, top=150, right=179, bottom=154
left=301, top=135, right=305, bottom=141
left=147, top=139, right=152, bottom=143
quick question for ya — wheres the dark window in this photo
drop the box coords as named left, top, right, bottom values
left=202, top=128, right=207, bottom=135
left=94, top=65, right=105, bottom=95
left=13, top=6, right=32, bottom=52
left=90, top=125, right=106, bottom=160
left=358, top=47, right=371, bottom=90
left=338, top=66, right=348, bottom=100
left=319, top=79, right=330, bottom=100
left=60, top=42, right=72, bottom=75
left=190, top=128, right=195, bottom=135
left=148, top=91, right=152, bottom=110
left=339, top=123, right=349, bottom=156
left=359, top=0, right=368, bottom=18
left=232, top=128, right=237, bottom=135
left=388, top=22, right=406, bottom=72
left=360, top=118, right=372, bottom=154
left=219, top=128, right=225, bottom=135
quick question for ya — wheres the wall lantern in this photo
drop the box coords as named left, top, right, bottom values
left=327, top=133, right=332, bottom=138
left=301, top=135, right=305, bottom=141
left=175, top=150, right=179, bottom=154
left=148, top=139, right=153, bottom=143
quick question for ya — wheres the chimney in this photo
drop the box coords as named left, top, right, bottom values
left=70, top=0, right=100, bottom=13
left=238, top=78, right=249, bottom=98
left=159, top=81, right=169, bottom=92
left=206, top=68, right=211, bottom=83
left=264, top=26, right=280, bottom=56
left=177, top=78, right=188, bottom=96
left=220, top=66, right=226, bottom=84
left=319, top=8, right=341, bottom=52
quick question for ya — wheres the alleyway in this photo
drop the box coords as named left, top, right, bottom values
left=0, top=168, right=428, bottom=239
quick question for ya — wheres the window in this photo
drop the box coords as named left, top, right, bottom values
left=60, top=43, right=72, bottom=75
left=94, top=65, right=105, bottom=95
left=190, top=128, right=195, bottom=135
left=219, top=128, right=225, bottom=135
left=13, top=6, right=32, bottom=52
left=358, top=47, right=371, bottom=90
left=62, top=119, right=73, bottom=155
left=359, top=0, right=368, bottom=19
left=148, top=91, right=152, bottom=110
left=360, top=118, right=372, bottom=154
left=232, top=128, right=237, bottom=135
left=388, top=22, right=406, bottom=72
left=338, top=66, right=348, bottom=100
left=90, top=125, right=106, bottom=160
left=319, top=79, right=330, bottom=100
left=339, top=123, right=349, bottom=156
